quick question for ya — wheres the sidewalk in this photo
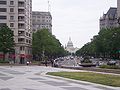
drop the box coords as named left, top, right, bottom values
left=0, top=66, right=119, bottom=90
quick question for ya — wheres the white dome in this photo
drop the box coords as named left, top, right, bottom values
left=67, top=37, right=73, bottom=48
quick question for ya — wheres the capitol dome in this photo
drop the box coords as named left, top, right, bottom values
left=67, top=37, right=73, bottom=48
left=65, top=37, right=79, bottom=54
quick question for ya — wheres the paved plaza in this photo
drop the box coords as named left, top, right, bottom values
left=0, top=66, right=120, bottom=90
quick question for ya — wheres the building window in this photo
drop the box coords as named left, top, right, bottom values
left=42, top=16, right=45, bottom=18
left=32, top=20, right=35, bottom=22
left=37, top=16, right=40, bottom=18
left=20, top=46, right=25, bottom=51
left=26, top=32, right=28, bottom=36
left=10, top=23, right=14, bottom=27
left=18, top=38, right=25, bottom=42
left=26, top=39, right=29, bottom=43
left=29, top=40, right=31, bottom=44
left=0, top=8, right=6, bottom=12
left=10, top=1, right=14, bottom=5
left=10, top=16, right=14, bottom=20
left=10, top=8, right=14, bottom=12
left=32, top=16, right=36, bottom=18
left=37, top=20, right=40, bottom=22
left=29, top=34, right=31, bottom=37
left=0, top=16, right=7, bottom=19
left=0, top=23, right=6, bottom=27
left=0, top=1, right=6, bottom=5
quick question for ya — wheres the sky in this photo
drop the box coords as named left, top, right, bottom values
left=32, top=0, right=117, bottom=48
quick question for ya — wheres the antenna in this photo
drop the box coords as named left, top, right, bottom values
left=48, top=0, right=51, bottom=12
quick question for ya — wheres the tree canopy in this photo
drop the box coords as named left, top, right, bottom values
left=32, top=29, right=66, bottom=61
left=76, top=27, right=120, bottom=59
left=0, top=25, right=14, bottom=60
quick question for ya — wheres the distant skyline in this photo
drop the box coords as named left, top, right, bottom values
left=32, top=0, right=117, bottom=48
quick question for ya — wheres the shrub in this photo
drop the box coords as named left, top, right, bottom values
left=81, top=58, right=92, bottom=63
left=99, top=65, right=120, bottom=69
left=0, top=59, right=9, bottom=63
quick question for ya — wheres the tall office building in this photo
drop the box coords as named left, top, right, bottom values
left=32, top=11, right=52, bottom=33
left=0, top=0, right=32, bottom=64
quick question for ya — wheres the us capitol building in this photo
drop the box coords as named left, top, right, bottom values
left=65, top=38, right=79, bottom=54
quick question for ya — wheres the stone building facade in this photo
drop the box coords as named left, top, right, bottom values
left=100, top=7, right=118, bottom=30
left=100, top=0, right=120, bottom=29
left=32, top=11, right=52, bottom=33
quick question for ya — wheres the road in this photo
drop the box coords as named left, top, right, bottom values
left=55, top=57, right=81, bottom=67
left=0, top=66, right=119, bottom=90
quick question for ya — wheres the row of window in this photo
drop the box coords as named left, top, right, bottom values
left=18, top=31, right=31, bottom=37
left=0, top=16, right=6, bottom=19
left=0, top=23, right=30, bottom=32
left=20, top=46, right=32, bottom=54
left=32, top=16, right=51, bottom=19
left=0, top=8, right=25, bottom=13
left=34, top=25, right=51, bottom=29
left=18, top=38, right=31, bottom=44
left=0, top=1, right=14, bottom=5
left=0, top=22, right=14, bottom=27
left=32, top=12, right=51, bottom=16
left=0, top=8, right=6, bottom=12
left=33, top=24, right=51, bottom=26
left=26, top=32, right=31, bottom=37
left=0, top=23, right=6, bottom=27
left=32, top=19, right=51, bottom=23
left=0, top=1, right=7, bottom=5
left=0, top=8, right=14, bottom=12
left=0, top=15, right=14, bottom=20
left=0, top=23, right=51, bottom=30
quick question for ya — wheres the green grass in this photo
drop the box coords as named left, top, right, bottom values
left=47, top=72, right=120, bottom=87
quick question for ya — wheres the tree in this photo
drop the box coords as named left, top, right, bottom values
left=0, top=25, right=14, bottom=61
left=32, top=29, right=66, bottom=64
left=76, top=27, right=120, bottom=59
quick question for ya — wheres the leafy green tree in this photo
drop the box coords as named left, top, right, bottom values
left=0, top=25, right=15, bottom=61
left=32, top=29, right=66, bottom=63
left=76, top=27, right=120, bottom=59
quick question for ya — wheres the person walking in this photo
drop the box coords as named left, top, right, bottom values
left=26, top=61, right=29, bottom=65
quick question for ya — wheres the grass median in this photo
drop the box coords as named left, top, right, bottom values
left=47, top=72, right=120, bottom=87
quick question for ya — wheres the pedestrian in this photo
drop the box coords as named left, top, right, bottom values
left=26, top=61, right=29, bottom=65
left=45, top=59, right=47, bottom=67
left=9, top=61, right=12, bottom=67
left=44, top=56, right=48, bottom=67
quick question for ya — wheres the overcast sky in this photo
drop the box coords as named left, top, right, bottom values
left=32, top=0, right=117, bottom=48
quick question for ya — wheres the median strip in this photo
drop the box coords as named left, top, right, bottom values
left=47, top=72, right=120, bottom=87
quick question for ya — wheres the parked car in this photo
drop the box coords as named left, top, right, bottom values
left=107, top=60, right=116, bottom=65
